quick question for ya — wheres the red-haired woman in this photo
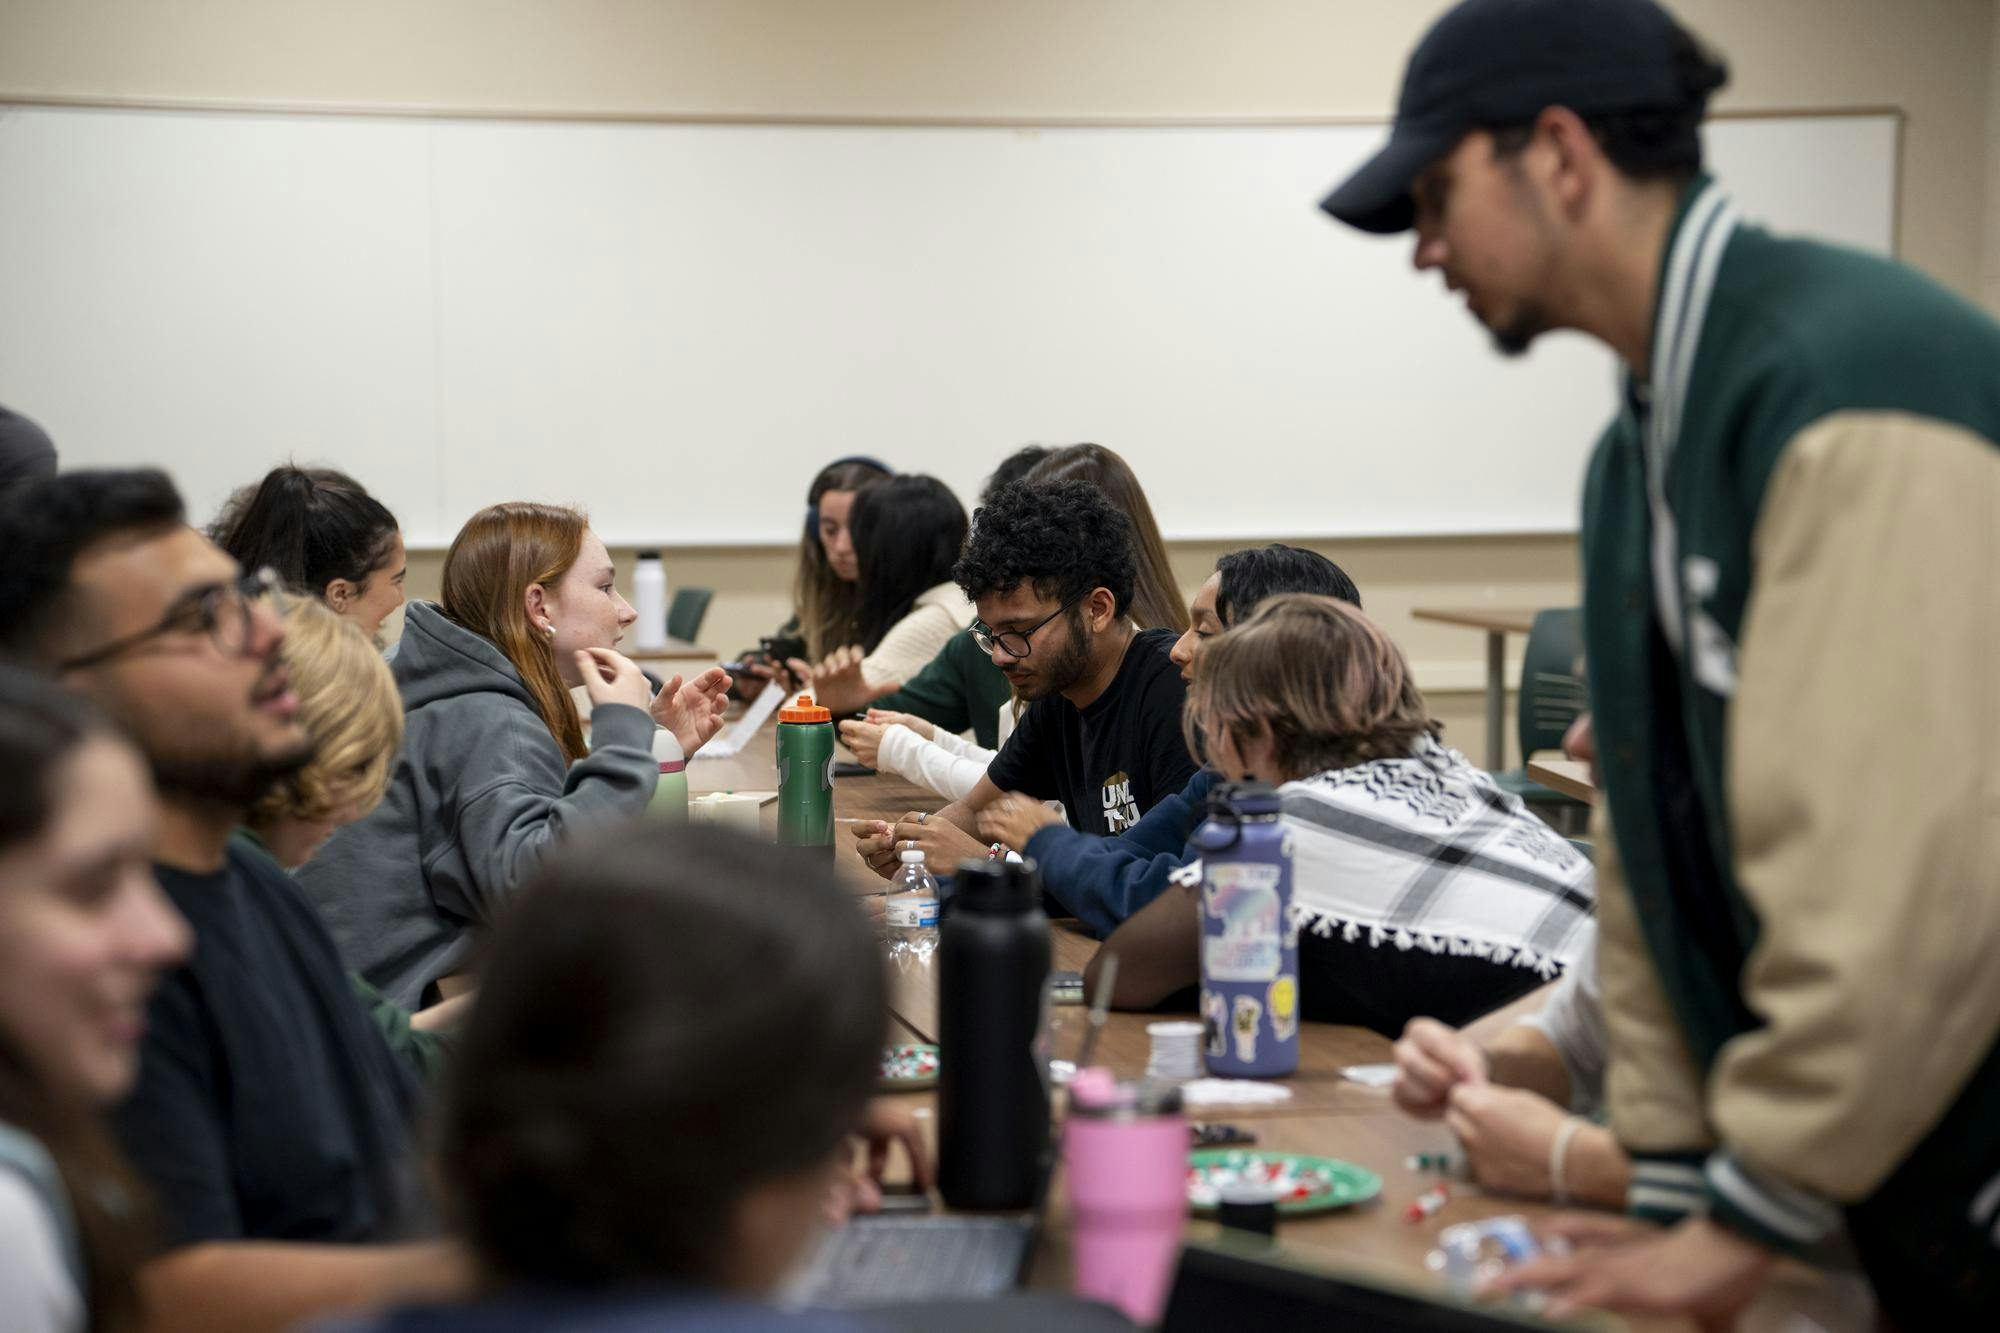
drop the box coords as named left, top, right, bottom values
left=299, top=503, right=729, bottom=1009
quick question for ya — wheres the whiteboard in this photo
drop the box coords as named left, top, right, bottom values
left=0, top=106, right=1897, bottom=545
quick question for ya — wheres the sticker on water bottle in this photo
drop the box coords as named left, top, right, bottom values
left=1230, top=995, right=1264, bottom=1063
left=1201, top=990, right=1228, bottom=1059
left=1267, top=974, right=1299, bottom=1043
left=1202, top=862, right=1284, bottom=982
left=885, top=897, right=939, bottom=929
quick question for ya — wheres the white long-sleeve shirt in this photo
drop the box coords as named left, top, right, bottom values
left=874, top=702, right=1014, bottom=802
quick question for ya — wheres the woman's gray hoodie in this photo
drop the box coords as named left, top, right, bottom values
left=299, top=602, right=658, bottom=1006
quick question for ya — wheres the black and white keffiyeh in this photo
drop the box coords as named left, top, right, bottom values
left=1178, top=736, right=1595, bottom=978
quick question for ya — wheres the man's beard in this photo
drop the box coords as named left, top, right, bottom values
left=153, top=737, right=316, bottom=811
left=1016, top=616, right=1091, bottom=702
left=1487, top=300, right=1553, bottom=358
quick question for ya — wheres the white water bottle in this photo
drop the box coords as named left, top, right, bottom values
left=632, top=551, right=667, bottom=651
left=885, top=849, right=941, bottom=965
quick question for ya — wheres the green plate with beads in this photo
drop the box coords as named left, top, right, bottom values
left=1186, top=1149, right=1381, bottom=1216
left=879, top=1043, right=939, bottom=1091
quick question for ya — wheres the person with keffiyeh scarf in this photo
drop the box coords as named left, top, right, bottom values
left=1085, top=594, right=1595, bottom=1038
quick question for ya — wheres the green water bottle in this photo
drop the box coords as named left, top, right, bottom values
left=776, top=694, right=835, bottom=853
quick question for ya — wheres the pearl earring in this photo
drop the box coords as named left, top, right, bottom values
left=542, top=623, right=556, bottom=637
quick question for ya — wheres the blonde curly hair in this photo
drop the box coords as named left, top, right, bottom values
left=250, top=598, right=403, bottom=826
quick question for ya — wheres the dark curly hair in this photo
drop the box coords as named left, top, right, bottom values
left=953, top=479, right=1137, bottom=618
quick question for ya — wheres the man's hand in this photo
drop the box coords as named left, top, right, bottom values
left=648, top=667, right=733, bottom=755
left=977, top=791, right=1063, bottom=852
left=890, top=810, right=988, bottom=870
left=1483, top=1215, right=1774, bottom=1325
left=1392, top=1016, right=1490, bottom=1118
left=1443, top=1082, right=1567, bottom=1198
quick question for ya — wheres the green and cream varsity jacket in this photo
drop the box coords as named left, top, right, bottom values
left=1579, top=176, right=2000, bottom=1296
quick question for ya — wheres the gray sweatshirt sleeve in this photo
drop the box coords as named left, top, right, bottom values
left=444, top=701, right=658, bottom=918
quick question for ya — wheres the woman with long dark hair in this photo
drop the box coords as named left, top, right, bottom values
left=0, top=667, right=190, bottom=1333
left=790, top=475, right=973, bottom=714
left=209, top=465, right=408, bottom=639
left=727, top=457, right=895, bottom=698
left=299, top=503, right=731, bottom=1008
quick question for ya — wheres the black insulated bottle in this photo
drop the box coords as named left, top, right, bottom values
left=937, top=857, right=1052, bottom=1210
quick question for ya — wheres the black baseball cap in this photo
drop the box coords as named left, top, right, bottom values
left=1322, top=0, right=1696, bottom=234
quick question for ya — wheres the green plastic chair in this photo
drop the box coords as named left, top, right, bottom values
left=1495, top=608, right=1588, bottom=815
left=666, top=587, right=713, bottom=643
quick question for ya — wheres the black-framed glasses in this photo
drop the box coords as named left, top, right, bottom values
left=968, top=597, right=1081, bottom=659
left=57, top=567, right=286, bottom=672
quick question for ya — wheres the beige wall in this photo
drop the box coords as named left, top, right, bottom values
left=7, top=0, right=1997, bottom=763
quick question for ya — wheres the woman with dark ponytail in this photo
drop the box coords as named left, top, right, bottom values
left=209, top=465, right=407, bottom=638
left=0, top=667, right=190, bottom=1333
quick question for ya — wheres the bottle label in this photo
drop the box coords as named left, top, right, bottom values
left=1201, top=861, right=1283, bottom=982
left=886, top=897, right=939, bottom=929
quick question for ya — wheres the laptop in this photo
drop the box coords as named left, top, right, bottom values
left=789, top=1156, right=1053, bottom=1309
left=1161, top=1236, right=1620, bottom=1332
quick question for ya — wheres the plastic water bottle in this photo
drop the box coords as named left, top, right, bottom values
left=776, top=694, right=835, bottom=854
left=648, top=727, right=688, bottom=823
left=632, top=551, right=667, bottom=651
left=884, top=849, right=940, bottom=964
left=1192, top=781, right=1298, bottom=1078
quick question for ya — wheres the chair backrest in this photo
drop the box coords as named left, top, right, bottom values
left=1518, top=608, right=1587, bottom=758
left=667, top=586, right=713, bottom=642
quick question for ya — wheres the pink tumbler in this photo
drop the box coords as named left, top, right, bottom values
left=1063, top=1077, right=1187, bottom=1324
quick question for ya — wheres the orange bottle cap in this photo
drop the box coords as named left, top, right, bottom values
left=779, top=694, right=833, bottom=724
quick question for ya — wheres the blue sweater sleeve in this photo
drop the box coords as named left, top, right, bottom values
left=1024, top=770, right=1215, bottom=937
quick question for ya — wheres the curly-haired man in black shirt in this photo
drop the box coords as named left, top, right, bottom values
left=852, top=478, right=1198, bottom=880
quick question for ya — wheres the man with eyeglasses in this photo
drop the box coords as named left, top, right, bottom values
left=854, top=478, right=1197, bottom=885
left=0, top=469, right=466, bottom=1330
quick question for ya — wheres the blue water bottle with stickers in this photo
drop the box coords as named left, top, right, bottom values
left=1192, top=782, right=1297, bottom=1078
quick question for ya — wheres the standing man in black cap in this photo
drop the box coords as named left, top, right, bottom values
left=1324, top=0, right=2000, bottom=1323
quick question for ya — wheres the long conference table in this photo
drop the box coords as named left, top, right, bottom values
left=688, top=712, right=1781, bottom=1333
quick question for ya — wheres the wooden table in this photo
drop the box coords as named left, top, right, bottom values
left=690, top=713, right=1707, bottom=1328
left=1411, top=607, right=1542, bottom=770
left=1526, top=757, right=1597, bottom=805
